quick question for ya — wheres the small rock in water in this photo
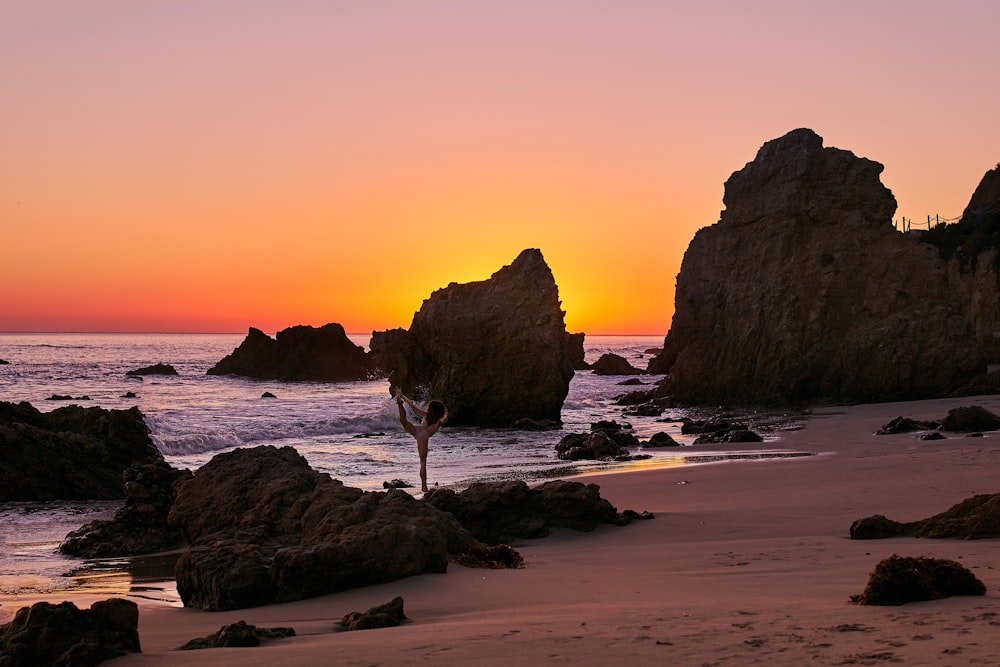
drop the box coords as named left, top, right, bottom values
left=261, top=391, right=277, bottom=398
left=383, top=479, right=413, bottom=489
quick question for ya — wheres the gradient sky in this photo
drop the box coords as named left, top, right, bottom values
left=3, top=1, right=997, bottom=335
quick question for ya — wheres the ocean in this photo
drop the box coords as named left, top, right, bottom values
left=0, top=332, right=800, bottom=601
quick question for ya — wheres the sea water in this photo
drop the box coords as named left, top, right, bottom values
left=0, top=332, right=801, bottom=598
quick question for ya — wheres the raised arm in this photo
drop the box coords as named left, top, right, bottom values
left=395, top=392, right=417, bottom=436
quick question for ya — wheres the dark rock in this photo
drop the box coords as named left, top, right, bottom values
left=921, top=165, right=1000, bottom=364
left=60, top=462, right=192, bottom=557
left=849, top=514, right=908, bottom=539
left=340, top=596, right=407, bottom=631
left=369, top=249, right=576, bottom=427
left=261, top=391, right=277, bottom=398
left=850, top=493, right=1000, bottom=540
left=383, top=478, right=413, bottom=489
left=939, top=405, right=1000, bottom=432
left=644, top=432, right=680, bottom=447
left=624, top=403, right=665, bottom=417
left=513, top=417, right=562, bottom=430
left=591, top=353, right=641, bottom=376
left=207, top=323, right=375, bottom=381
left=126, top=363, right=178, bottom=376
left=45, top=394, right=76, bottom=401
left=180, top=620, right=295, bottom=649
left=875, top=416, right=939, bottom=434
left=618, top=378, right=645, bottom=386
left=648, top=128, right=984, bottom=405
left=0, top=598, right=140, bottom=666
left=0, top=359, right=8, bottom=364
left=920, top=432, right=946, bottom=440
left=556, top=431, right=627, bottom=460
left=556, top=420, right=641, bottom=460
left=681, top=419, right=739, bottom=435
left=566, top=331, right=590, bottom=370
left=850, top=554, right=986, bottom=605
left=121, top=391, right=137, bottom=398
left=422, top=479, right=621, bottom=545
left=167, top=445, right=475, bottom=611
left=0, top=401, right=164, bottom=501
left=456, top=544, right=525, bottom=569
left=615, top=388, right=656, bottom=406
left=722, top=429, right=764, bottom=443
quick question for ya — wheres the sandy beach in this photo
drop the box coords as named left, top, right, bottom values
left=7, top=395, right=1000, bottom=665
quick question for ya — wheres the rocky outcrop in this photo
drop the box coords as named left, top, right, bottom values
left=925, top=165, right=1000, bottom=363
left=207, top=323, right=375, bottom=381
left=0, top=401, right=164, bottom=501
left=591, top=353, right=641, bottom=376
left=180, top=621, right=295, bottom=649
left=555, top=420, right=640, bottom=461
left=369, top=249, right=576, bottom=427
left=60, top=462, right=192, bottom=557
left=339, top=597, right=407, bottom=631
left=566, top=332, right=589, bottom=369
left=422, top=479, right=628, bottom=545
left=850, top=493, right=1000, bottom=540
left=126, top=363, right=177, bottom=376
left=166, top=445, right=476, bottom=611
left=850, top=555, right=985, bottom=605
left=649, top=128, right=984, bottom=405
left=0, top=599, right=141, bottom=666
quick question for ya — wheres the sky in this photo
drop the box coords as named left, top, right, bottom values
left=2, top=1, right=997, bottom=335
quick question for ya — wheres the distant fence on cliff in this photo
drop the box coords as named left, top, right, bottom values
left=895, top=214, right=961, bottom=232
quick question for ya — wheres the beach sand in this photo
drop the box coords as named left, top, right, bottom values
left=6, top=395, right=1000, bottom=665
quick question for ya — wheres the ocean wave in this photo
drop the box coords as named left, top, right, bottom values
left=148, top=412, right=403, bottom=456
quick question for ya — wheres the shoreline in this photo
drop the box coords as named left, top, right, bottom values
left=5, top=395, right=1000, bottom=664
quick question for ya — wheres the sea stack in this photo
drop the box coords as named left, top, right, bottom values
left=370, top=248, right=576, bottom=427
left=650, top=128, right=984, bottom=405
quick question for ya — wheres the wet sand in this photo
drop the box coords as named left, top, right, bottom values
left=6, top=396, right=1000, bottom=665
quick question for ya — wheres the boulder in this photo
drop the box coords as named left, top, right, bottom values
left=180, top=621, right=295, bottom=649
left=938, top=405, right=1000, bottom=432
left=649, top=128, right=984, bottom=405
left=0, top=401, right=164, bottom=501
left=556, top=420, right=640, bottom=461
left=591, top=353, right=641, bottom=376
left=850, top=554, right=985, bottom=605
left=850, top=493, right=1000, bottom=540
left=339, top=597, right=407, bottom=631
left=875, top=416, right=939, bottom=435
left=60, top=462, right=193, bottom=557
left=207, top=323, right=375, bottom=381
left=422, top=479, right=626, bottom=545
left=166, top=445, right=476, bottom=611
left=126, top=363, right=178, bottom=376
left=644, top=432, right=680, bottom=447
left=369, top=249, right=576, bottom=427
left=0, top=598, right=140, bottom=666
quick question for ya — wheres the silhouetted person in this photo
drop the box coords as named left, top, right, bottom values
left=393, top=387, right=448, bottom=492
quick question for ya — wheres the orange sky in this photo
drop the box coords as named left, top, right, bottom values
left=3, top=1, right=997, bottom=335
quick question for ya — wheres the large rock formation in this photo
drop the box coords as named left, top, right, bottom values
left=207, top=323, right=375, bottom=381
left=369, top=248, right=577, bottom=426
left=0, top=401, right=164, bottom=501
left=649, top=128, right=984, bottom=405
left=60, top=462, right=192, bottom=557
left=166, top=445, right=476, bottom=611
left=0, top=598, right=141, bottom=666
left=924, top=164, right=1000, bottom=364
left=422, top=479, right=628, bottom=545
left=850, top=492, right=1000, bottom=540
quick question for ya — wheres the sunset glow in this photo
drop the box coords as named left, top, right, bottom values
left=3, top=1, right=997, bottom=335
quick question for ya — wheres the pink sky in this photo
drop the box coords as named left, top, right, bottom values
left=2, top=1, right=996, bottom=334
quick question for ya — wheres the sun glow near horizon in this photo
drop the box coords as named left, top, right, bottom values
left=2, top=1, right=996, bottom=336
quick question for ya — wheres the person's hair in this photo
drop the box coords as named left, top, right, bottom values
left=426, top=400, right=446, bottom=425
